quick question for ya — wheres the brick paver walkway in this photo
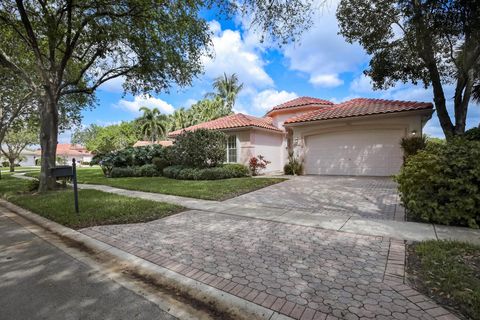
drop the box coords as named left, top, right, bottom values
left=82, top=210, right=458, bottom=320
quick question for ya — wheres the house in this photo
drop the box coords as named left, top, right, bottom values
left=35, top=144, right=93, bottom=165
left=133, top=140, right=173, bottom=147
left=0, top=148, right=38, bottom=167
left=168, top=97, right=434, bottom=176
left=18, top=149, right=38, bottom=166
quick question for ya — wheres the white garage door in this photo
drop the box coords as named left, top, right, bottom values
left=305, top=129, right=404, bottom=176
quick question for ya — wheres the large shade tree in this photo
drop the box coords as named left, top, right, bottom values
left=1, top=122, right=38, bottom=172
left=75, top=122, right=141, bottom=154
left=0, top=0, right=314, bottom=192
left=337, top=0, right=480, bottom=139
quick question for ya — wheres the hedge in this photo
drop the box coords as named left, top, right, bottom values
left=110, top=164, right=160, bottom=178
left=395, top=138, right=480, bottom=228
left=163, top=164, right=250, bottom=180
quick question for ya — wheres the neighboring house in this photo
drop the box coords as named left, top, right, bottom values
left=168, top=97, right=433, bottom=176
left=18, top=149, right=38, bottom=166
left=133, top=140, right=173, bottom=147
left=35, top=144, right=93, bottom=165
left=0, top=148, right=37, bottom=167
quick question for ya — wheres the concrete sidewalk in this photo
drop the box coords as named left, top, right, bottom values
left=12, top=173, right=480, bottom=244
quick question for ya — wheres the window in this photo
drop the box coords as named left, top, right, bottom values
left=226, top=135, right=237, bottom=163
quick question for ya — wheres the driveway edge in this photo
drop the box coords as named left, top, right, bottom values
left=0, top=199, right=286, bottom=320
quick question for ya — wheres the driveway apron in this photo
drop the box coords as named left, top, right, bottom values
left=82, top=211, right=457, bottom=320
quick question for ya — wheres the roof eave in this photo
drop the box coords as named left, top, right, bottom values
left=284, top=108, right=434, bottom=127
left=168, top=125, right=283, bottom=137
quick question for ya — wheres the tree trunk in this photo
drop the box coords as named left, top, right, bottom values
left=9, top=159, right=15, bottom=172
left=38, top=97, right=59, bottom=192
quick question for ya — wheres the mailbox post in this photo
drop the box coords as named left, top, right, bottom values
left=50, top=159, right=79, bottom=214
left=72, top=159, right=79, bottom=213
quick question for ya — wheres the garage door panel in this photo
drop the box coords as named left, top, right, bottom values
left=305, top=130, right=403, bottom=176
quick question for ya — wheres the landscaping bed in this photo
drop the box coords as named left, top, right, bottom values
left=407, top=240, right=480, bottom=320
left=0, top=174, right=183, bottom=229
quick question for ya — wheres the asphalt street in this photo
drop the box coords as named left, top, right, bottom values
left=0, top=214, right=177, bottom=320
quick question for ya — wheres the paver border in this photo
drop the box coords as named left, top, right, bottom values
left=383, top=239, right=461, bottom=320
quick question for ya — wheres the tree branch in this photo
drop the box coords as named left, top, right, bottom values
left=61, top=67, right=134, bottom=96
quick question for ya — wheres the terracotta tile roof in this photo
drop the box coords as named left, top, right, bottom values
left=168, top=113, right=281, bottom=137
left=265, top=96, right=333, bottom=116
left=35, top=144, right=91, bottom=156
left=133, top=140, right=173, bottom=147
left=284, top=98, right=433, bottom=124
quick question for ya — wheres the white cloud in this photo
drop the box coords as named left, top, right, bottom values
left=116, top=95, right=175, bottom=114
left=350, top=74, right=374, bottom=93
left=201, top=20, right=273, bottom=89
left=283, top=0, right=367, bottom=88
left=252, top=89, right=298, bottom=111
left=98, top=76, right=126, bottom=93
left=310, top=74, right=344, bottom=87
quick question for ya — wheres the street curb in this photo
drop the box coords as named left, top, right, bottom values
left=0, top=199, right=287, bottom=320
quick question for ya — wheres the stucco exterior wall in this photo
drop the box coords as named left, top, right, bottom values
left=223, top=129, right=284, bottom=172
left=270, top=108, right=321, bottom=131
left=250, top=129, right=284, bottom=172
left=223, top=130, right=254, bottom=166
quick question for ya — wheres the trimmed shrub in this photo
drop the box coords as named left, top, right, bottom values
left=110, top=167, right=136, bottom=178
left=138, top=164, right=159, bottom=177
left=464, top=127, right=480, bottom=141
left=171, top=129, right=226, bottom=168
left=223, top=163, right=250, bottom=177
left=110, top=164, right=160, bottom=178
left=395, top=138, right=480, bottom=228
left=163, top=165, right=185, bottom=179
left=163, top=164, right=250, bottom=180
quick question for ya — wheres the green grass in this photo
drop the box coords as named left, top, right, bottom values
left=0, top=174, right=183, bottom=229
left=407, top=240, right=480, bottom=320
left=26, top=167, right=285, bottom=201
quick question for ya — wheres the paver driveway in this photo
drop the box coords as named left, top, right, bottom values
left=82, top=211, right=454, bottom=320
left=226, top=176, right=403, bottom=220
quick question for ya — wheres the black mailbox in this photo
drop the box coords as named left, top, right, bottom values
left=51, top=165, right=73, bottom=178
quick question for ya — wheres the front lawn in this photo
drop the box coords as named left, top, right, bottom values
left=0, top=174, right=183, bottom=229
left=27, top=167, right=285, bottom=200
left=407, top=240, right=480, bottom=320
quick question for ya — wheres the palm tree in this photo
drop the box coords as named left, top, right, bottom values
left=169, top=108, right=194, bottom=131
left=138, top=107, right=167, bottom=142
left=209, top=73, right=243, bottom=113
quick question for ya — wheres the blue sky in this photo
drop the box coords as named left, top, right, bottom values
left=62, top=1, right=479, bottom=142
